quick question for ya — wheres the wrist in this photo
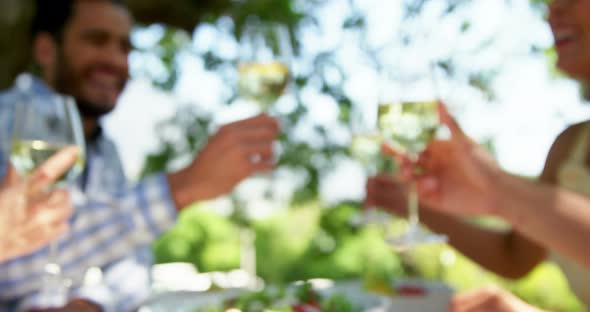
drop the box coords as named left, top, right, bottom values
left=490, top=171, right=532, bottom=227
left=416, top=206, right=438, bottom=227
left=167, top=169, right=209, bottom=209
left=476, top=164, right=509, bottom=218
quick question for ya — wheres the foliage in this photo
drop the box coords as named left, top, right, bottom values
left=143, top=1, right=582, bottom=311
left=530, top=0, right=551, bottom=9
left=154, top=204, right=241, bottom=271
left=139, top=0, right=521, bottom=207
left=154, top=201, right=584, bottom=311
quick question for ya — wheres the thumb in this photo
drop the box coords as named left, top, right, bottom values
left=416, top=175, right=439, bottom=199
left=29, top=146, right=80, bottom=193
left=3, top=165, right=20, bottom=187
left=438, top=101, right=468, bottom=144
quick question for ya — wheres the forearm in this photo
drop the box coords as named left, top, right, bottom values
left=167, top=170, right=195, bottom=210
left=72, top=174, right=177, bottom=241
left=495, top=173, right=590, bottom=269
left=421, top=210, right=540, bottom=278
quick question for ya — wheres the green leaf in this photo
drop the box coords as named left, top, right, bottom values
left=342, top=15, right=365, bottom=29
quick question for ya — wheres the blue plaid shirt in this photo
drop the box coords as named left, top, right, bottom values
left=0, top=74, right=178, bottom=311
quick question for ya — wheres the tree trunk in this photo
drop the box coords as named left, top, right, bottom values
left=0, top=0, right=35, bottom=90
left=0, top=0, right=232, bottom=90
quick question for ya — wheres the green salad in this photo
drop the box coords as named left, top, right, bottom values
left=194, top=282, right=360, bottom=312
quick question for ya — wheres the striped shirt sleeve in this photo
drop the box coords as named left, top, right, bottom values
left=9, top=174, right=178, bottom=311
left=126, top=173, right=178, bottom=240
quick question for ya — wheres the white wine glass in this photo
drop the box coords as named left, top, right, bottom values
left=378, top=62, right=447, bottom=250
left=10, top=92, right=85, bottom=307
left=238, top=19, right=292, bottom=114
left=235, top=19, right=293, bottom=289
left=349, top=101, right=393, bottom=227
left=237, top=20, right=292, bottom=172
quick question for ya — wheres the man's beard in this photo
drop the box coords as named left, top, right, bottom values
left=53, top=50, right=122, bottom=119
left=72, top=97, right=113, bottom=119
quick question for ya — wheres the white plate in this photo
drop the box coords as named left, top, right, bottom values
left=138, top=289, right=242, bottom=312
left=314, top=280, right=391, bottom=311
left=139, top=279, right=453, bottom=312
left=387, top=280, right=454, bottom=312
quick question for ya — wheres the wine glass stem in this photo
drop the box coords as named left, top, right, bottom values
left=48, top=242, right=59, bottom=268
left=408, top=180, right=420, bottom=232
left=240, top=227, right=256, bottom=288
left=43, top=185, right=62, bottom=274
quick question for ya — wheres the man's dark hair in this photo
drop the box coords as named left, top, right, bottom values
left=31, top=0, right=126, bottom=41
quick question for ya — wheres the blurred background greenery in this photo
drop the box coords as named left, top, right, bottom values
left=136, top=0, right=581, bottom=311
left=0, top=0, right=584, bottom=310
left=154, top=201, right=584, bottom=311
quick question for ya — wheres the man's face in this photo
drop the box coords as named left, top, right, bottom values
left=53, top=0, right=132, bottom=117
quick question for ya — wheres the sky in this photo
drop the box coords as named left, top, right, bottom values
left=102, top=0, right=590, bottom=207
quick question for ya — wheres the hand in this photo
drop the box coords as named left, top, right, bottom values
left=26, top=299, right=102, bottom=312
left=450, top=286, right=544, bottom=312
left=365, top=174, right=408, bottom=216
left=385, top=102, right=503, bottom=217
left=168, top=114, right=280, bottom=206
left=0, top=147, right=78, bottom=262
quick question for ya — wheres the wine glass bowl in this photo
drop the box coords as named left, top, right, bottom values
left=11, top=94, right=85, bottom=185
left=238, top=62, right=290, bottom=112
left=378, top=100, right=439, bottom=160
left=238, top=20, right=292, bottom=113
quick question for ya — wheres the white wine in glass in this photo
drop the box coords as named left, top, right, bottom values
left=11, top=140, right=84, bottom=186
left=10, top=93, right=85, bottom=307
left=238, top=61, right=289, bottom=112
left=378, top=101, right=439, bottom=157
left=238, top=20, right=292, bottom=113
